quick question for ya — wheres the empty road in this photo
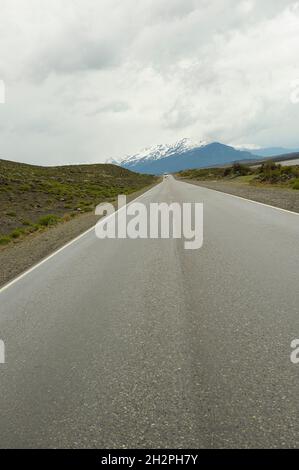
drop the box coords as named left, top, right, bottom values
left=0, top=176, right=299, bottom=448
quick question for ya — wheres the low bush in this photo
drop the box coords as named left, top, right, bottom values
left=10, top=228, right=25, bottom=239
left=0, top=236, right=11, bottom=245
left=257, top=162, right=299, bottom=185
left=38, top=214, right=61, bottom=227
left=293, top=179, right=299, bottom=190
left=28, top=224, right=40, bottom=233
left=231, top=163, right=251, bottom=176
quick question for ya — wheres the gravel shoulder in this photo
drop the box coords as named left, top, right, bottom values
left=180, top=179, right=299, bottom=213
left=0, top=183, right=159, bottom=287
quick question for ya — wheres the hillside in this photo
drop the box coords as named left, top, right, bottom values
left=244, top=147, right=299, bottom=157
left=0, top=159, right=156, bottom=244
left=178, top=160, right=299, bottom=189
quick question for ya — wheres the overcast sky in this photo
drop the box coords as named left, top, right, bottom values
left=1, top=0, right=299, bottom=165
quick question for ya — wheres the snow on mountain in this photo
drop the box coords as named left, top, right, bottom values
left=109, top=138, right=208, bottom=165
left=108, top=139, right=299, bottom=170
left=106, top=138, right=299, bottom=175
left=109, top=140, right=260, bottom=175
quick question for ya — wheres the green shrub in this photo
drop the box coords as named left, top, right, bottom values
left=28, top=224, right=40, bottom=232
left=0, top=236, right=11, bottom=246
left=38, top=214, right=61, bottom=226
left=223, top=167, right=232, bottom=177
left=257, top=161, right=282, bottom=183
left=293, top=179, right=299, bottom=190
left=10, top=228, right=25, bottom=239
left=231, top=163, right=251, bottom=176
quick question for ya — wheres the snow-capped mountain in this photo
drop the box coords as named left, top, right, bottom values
left=109, top=138, right=207, bottom=165
left=108, top=138, right=259, bottom=175
left=107, top=138, right=299, bottom=175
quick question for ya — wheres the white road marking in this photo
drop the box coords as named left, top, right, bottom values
left=2, top=177, right=297, bottom=293
left=181, top=179, right=299, bottom=216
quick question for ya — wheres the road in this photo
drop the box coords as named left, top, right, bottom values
left=0, top=175, right=299, bottom=448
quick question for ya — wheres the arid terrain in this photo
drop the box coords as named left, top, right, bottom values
left=0, top=159, right=157, bottom=285
left=0, top=159, right=156, bottom=244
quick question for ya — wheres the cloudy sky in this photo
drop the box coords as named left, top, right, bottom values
left=1, top=0, right=299, bottom=165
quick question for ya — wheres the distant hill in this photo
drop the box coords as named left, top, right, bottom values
left=243, top=147, right=299, bottom=157
left=111, top=139, right=259, bottom=175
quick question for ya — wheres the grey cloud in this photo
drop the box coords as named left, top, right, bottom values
left=33, top=35, right=122, bottom=80
left=87, top=101, right=130, bottom=116
left=163, top=99, right=198, bottom=129
left=0, top=0, right=299, bottom=165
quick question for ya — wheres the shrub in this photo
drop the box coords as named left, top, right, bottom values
left=231, top=163, right=251, bottom=176
left=223, top=167, right=232, bottom=177
left=38, top=214, right=61, bottom=227
left=0, top=236, right=11, bottom=246
left=28, top=224, right=40, bottom=232
left=10, top=228, right=25, bottom=239
left=293, top=179, right=299, bottom=190
left=257, top=161, right=281, bottom=183
left=258, top=161, right=279, bottom=174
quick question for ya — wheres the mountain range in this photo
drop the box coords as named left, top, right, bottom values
left=108, top=138, right=299, bottom=175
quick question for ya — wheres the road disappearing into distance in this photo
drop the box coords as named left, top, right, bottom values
left=1, top=176, right=299, bottom=448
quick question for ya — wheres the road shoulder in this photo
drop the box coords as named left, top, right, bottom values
left=178, top=178, right=299, bottom=214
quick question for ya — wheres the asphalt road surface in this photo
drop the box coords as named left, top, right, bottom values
left=1, top=176, right=299, bottom=448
